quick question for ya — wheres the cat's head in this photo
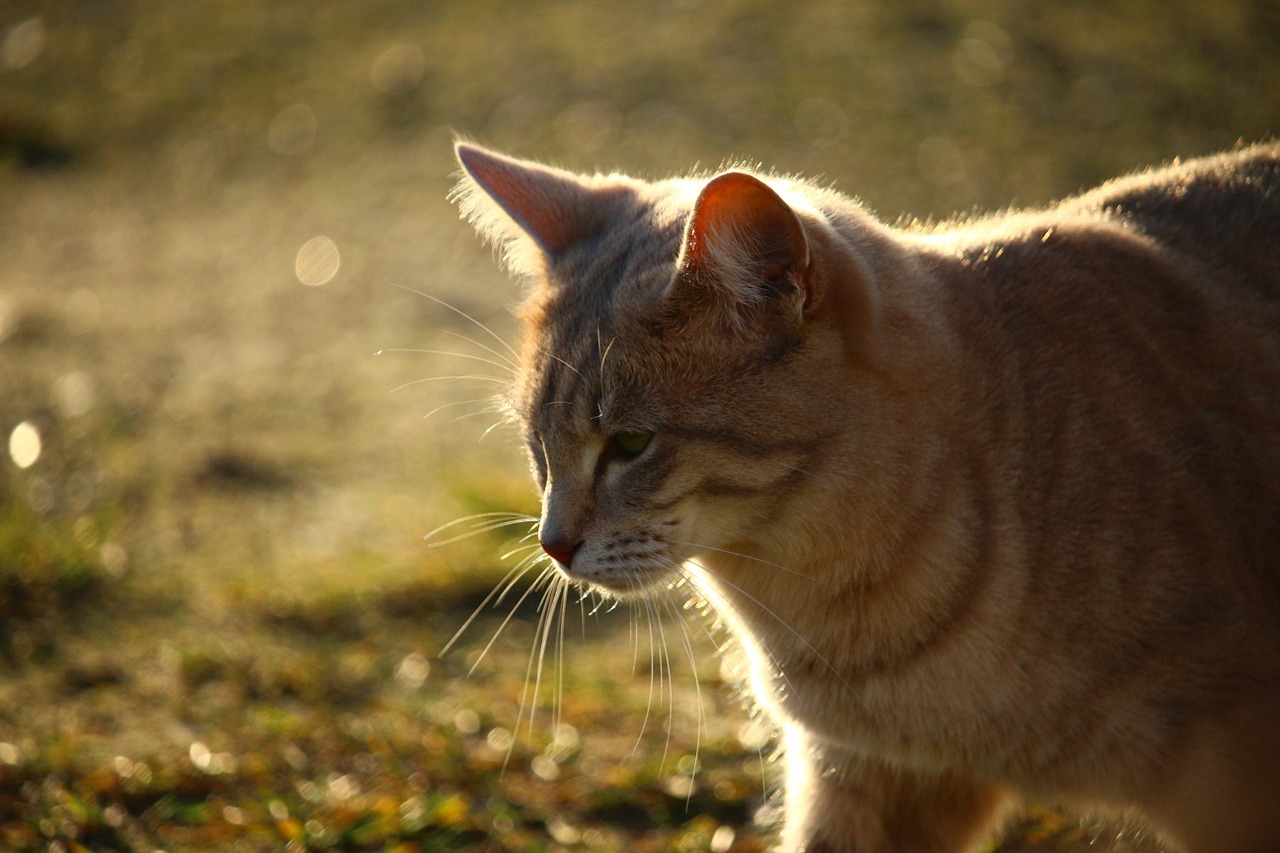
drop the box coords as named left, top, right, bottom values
left=452, top=143, right=882, bottom=596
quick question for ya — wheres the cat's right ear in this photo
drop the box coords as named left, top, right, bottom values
left=453, top=143, right=614, bottom=276
left=669, top=171, right=812, bottom=332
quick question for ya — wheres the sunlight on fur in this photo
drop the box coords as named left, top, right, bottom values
left=441, top=140, right=1280, bottom=853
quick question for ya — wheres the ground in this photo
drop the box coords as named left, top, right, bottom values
left=1, top=0, right=1277, bottom=850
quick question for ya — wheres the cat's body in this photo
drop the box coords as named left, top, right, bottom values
left=452, top=141, right=1280, bottom=852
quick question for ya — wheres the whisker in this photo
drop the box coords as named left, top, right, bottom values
left=391, top=374, right=511, bottom=395
left=469, top=562, right=555, bottom=676
left=422, top=398, right=503, bottom=421
left=507, top=573, right=552, bottom=770
left=500, top=541, right=543, bottom=561
left=682, top=558, right=857, bottom=696
left=425, top=511, right=535, bottom=539
left=668, top=580, right=797, bottom=722
left=644, top=587, right=676, bottom=771
left=377, top=347, right=516, bottom=376
left=776, top=461, right=847, bottom=491
left=441, top=330, right=519, bottom=373
left=494, top=549, right=547, bottom=606
left=668, top=538, right=831, bottom=586
left=599, top=336, right=617, bottom=375
left=448, top=408, right=511, bottom=426
left=479, top=418, right=509, bottom=441
left=661, top=589, right=706, bottom=809
left=389, top=283, right=520, bottom=361
left=555, top=579, right=569, bottom=736
left=425, top=517, right=539, bottom=548
left=631, top=583, right=659, bottom=757
left=542, top=350, right=582, bottom=379
left=438, top=557, right=535, bottom=659
left=523, top=572, right=564, bottom=742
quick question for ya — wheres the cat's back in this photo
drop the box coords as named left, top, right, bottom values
left=925, top=143, right=1280, bottom=626
left=1074, top=142, right=1280, bottom=299
left=933, top=143, right=1280, bottom=306
left=934, top=142, right=1280, bottom=411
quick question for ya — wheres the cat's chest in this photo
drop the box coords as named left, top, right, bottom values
left=735, top=611, right=1050, bottom=775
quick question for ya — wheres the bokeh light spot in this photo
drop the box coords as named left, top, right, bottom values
left=295, top=236, right=340, bottom=286
left=370, top=44, right=426, bottom=94
left=53, top=371, right=95, bottom=418
left=3, top=18, right=46, bottom=70
left=268, top=103, right=317, bottom=156
left=8, top=421, right=41, bottom=469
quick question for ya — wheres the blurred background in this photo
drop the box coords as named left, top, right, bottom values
left=0, top=1, right=1276, bottom=850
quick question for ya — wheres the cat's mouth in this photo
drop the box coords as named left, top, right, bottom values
left=542, top=529, right=686, bottom=596
left=553, top=559, right=679, bottom=598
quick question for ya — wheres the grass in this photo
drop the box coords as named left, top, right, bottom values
left=1, top=0, right=1276, bottom=849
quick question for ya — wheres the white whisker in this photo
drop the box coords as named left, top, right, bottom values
left=389, top=283, right=520, bottom=362
left=777, top=460, right=847, bottom=491
left=494, top=549, right=547, bottom=607
left=661, top=588, right=707, bottom=809
left=425, top=517, right=539, bottom=548
left=543, top=350, right=582, bottom=379
left=555, top=579, right=569, bottom=736
left=479, top=418, right=509, bottom=441
left=682, top=558, right=856, bottom=696
left=377, top=347, right=516, bottom=376
left=599, top=336, right=618, bottom=376
left=391, top=374, right=511, bottom=395
left=470, top=562, right=555, bottom=676
left=523, top=571, right=564, bottom=743
left=439, top=556, right=536, bottom=659
left=448, top=408, right=511, bottom=426
left=500, top=541, right=543, bottom=561
left=425, top=511, right=535, bottom=539
left=422, top=398, right=503, bottom=421
left=441, top=330, right=519, bottom=373
left=632, top=582, right=659, bottom=757
left=669, top=538, right=831, bottom=586
left=647, top=587, right=676, bottom=771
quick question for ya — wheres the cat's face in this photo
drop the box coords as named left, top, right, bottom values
left=513, top=281, right=821, bottom=596
left=455, top=144, right=847, bottom=597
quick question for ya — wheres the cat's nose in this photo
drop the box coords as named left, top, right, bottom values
left=540, top=532, right=580, bottom=567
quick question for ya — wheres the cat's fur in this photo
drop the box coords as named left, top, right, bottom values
left=451, top=140, right=1280, bottom=852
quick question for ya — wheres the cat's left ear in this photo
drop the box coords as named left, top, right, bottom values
left=453, top=142, right=623, bottom=276
left=672, top=171, right=811, bottom=323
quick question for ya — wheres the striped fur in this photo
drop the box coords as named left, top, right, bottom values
left=453, top=141, right=1280, bottom=853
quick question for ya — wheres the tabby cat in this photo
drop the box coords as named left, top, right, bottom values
left=451, top=140, right=1280, bottom=852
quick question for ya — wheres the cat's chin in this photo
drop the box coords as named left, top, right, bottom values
left=557, top=565, right=676, bottom=599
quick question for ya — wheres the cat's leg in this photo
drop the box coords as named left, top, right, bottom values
left=1144, top=701, right=1280, bottom=853
left=779, top=726, right=1013, bottom=853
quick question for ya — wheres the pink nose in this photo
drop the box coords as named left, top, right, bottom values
left=540, top=533, right=580, bottom=567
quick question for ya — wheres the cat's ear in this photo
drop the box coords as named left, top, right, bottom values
left=453, top=142, right=615, bottom=276
left=672, top=171, right=811, bottom=323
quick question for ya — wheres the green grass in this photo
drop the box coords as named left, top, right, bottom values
left=2, top=0, right=1276, bottom=849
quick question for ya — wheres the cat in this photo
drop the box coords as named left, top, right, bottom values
left=450, top=139, right=1280, bottom=853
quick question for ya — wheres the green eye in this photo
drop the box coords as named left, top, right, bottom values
left=611, top=430, right=653, bottom=458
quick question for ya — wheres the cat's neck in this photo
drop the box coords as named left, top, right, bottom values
left=693, top=206, right=1097, bottom=696
left=687, top=234, right=996, bottom=682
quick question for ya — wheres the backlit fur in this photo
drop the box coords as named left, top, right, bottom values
left=453, top=141, right=1280, bottom=853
